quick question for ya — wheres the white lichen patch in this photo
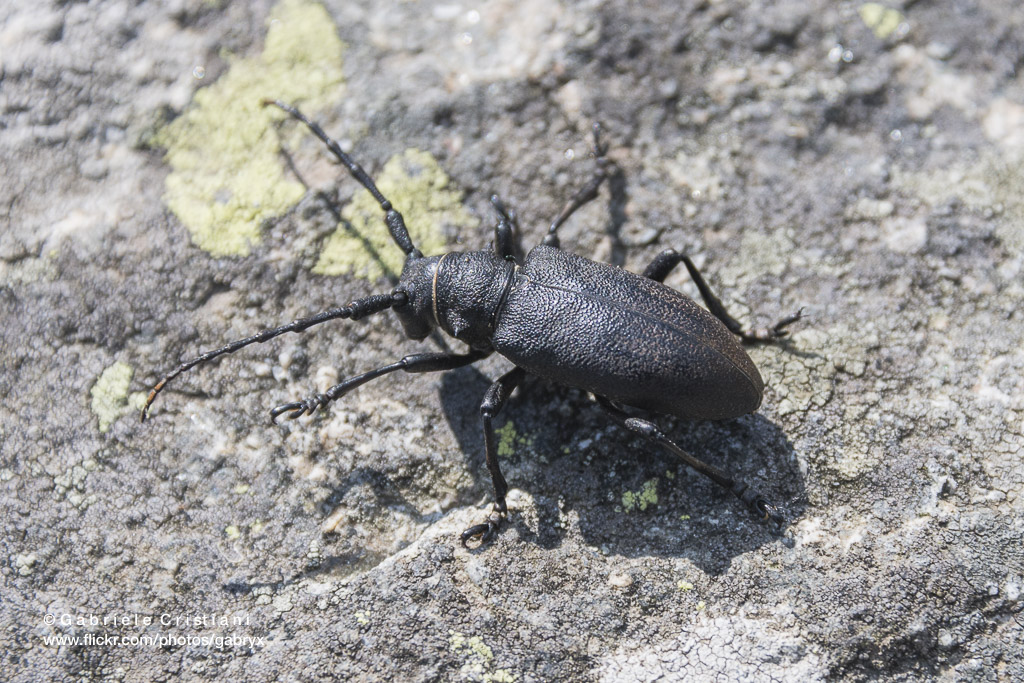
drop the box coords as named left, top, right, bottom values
left=755, top=322, right=890, bottom=480
left=893, top=149, right=1024, bottom=252
left=718, top=228, right=797, bottom=290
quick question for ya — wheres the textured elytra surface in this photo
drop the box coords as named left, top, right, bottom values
left=494, top=245, right=764, bottom=420
left=2, top=0, right=1023, bottom=681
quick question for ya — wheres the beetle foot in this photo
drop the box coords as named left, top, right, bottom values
left=270, top=393, right=329, bottom=422
left=771, top=307, right=805, bottom=337
left=460, top=508, right=505, bottom=548
left=732, top=481, right=786, bottom=532
left=744, top=307, right=804, bottom=343
left=754, top=499, right=786, bottom=534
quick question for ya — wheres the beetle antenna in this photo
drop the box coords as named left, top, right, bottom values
left=262, top=99, right=423, bottom=260
left=141, top=291, right=407, bottom=422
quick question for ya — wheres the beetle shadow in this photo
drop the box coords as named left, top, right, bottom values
left=604, top=162, right=629, bottom=268
left=438, top=366, right=578, bottom=552
left=571, top=410, right=806, bottom=575
left=275, top=144, right=403, bottom=285
left=437, top=364, right=494, bottom=495
left=439, top=372, right=807, bottom=575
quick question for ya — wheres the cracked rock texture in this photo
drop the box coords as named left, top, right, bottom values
left=2, top=0, right=1022, bottom=680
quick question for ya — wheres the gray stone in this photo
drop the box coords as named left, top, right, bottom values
left=3, top=0, right=1022, bottom=680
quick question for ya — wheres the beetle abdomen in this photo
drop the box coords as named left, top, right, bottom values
left=492, top=246, right=763, bottom=420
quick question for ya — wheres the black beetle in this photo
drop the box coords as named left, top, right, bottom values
left=143, top=100, right=801, bottom=546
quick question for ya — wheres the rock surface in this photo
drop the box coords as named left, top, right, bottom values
left=2, top=0, right=1022, bottom=680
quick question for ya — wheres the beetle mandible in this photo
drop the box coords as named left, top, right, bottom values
left=142, top=99, right=802, bottom=547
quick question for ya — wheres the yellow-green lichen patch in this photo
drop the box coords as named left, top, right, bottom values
left=91, top=361, right=134, bottom=432
left=496, top=420, right=519, bottom=458
left=314, top=149, right=476, bottom=280
left=156, top=0, right=345, bottom=257
left=448, top=630, right=517, bottom=682
left=858, top=4, right=908, bottom=40
left=493, top=419, right=536, bottom=460
left=622, top=478, right=659, bottom=512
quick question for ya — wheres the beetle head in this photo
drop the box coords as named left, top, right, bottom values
left=393, top=255, right=442, bottom=340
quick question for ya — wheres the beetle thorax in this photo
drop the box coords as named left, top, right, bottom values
left=432, top=251, right=515, bottom=347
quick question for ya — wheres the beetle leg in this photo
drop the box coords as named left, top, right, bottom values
left=489, top=195, right=521, bottom=263
left=270, top=349, right=490, bottom=421
left=595, top=396, right=785, bottom=531
left=642, top=248, right=802, bottom=343
left=543, top=123, right=610, bottom=249
left=461, top=366, right=527, bottom=547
